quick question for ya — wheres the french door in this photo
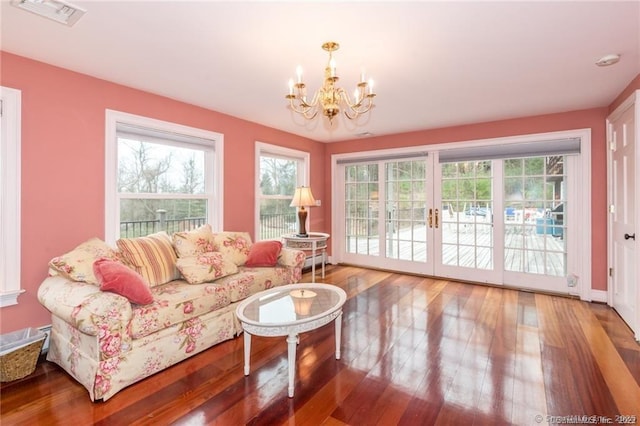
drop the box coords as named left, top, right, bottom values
left=341, top=156, right=433, bottom=275
left=435, top=156, right=571, bottom=292
left=335, top=135, right=587, bottom=295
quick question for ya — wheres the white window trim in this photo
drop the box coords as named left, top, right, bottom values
left=1, top=86, right=23, bottom=307
left=105, top=110, right=224, bottom=245
left=255, top=142, right=310, bottom=240
left=331, top=128, right=592, bottom=300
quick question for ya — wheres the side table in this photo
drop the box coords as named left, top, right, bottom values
left=282, top=232, right=330, bottom=282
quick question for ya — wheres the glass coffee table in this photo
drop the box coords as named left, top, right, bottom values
left=235, top=283, right=347, bottom=397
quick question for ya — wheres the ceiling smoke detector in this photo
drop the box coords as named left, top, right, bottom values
left=10, top=0, right=86, bottom=26
left=595, top=54, right=621, bottom=67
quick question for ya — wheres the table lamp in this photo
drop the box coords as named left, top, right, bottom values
left=290, top=186, right=316, bottom=237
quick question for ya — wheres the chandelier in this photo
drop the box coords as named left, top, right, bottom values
left=286, top=41, right=376, bottom=123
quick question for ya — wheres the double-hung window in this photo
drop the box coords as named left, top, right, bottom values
left=105, top=111, right=223, bottom=244
left=255, top=143, right=310, bottom=241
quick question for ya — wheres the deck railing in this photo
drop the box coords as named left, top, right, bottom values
left=120, top=216, right=207, bottom=238
left=259, top=212, right=297, bottom=240
left=119, top=211, right=297, bottom=240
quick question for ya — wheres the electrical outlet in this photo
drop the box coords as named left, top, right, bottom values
left=315, top=199, right=321, bottom=206
left=38, top=325, right=52, bottom=354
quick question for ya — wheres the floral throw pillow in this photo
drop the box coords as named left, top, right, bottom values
left=213, top=232, right=252, bottom=266
left=176, top=252, right=239, bottom=284
left=49, top=238, right=118, bottom=285
left=172, top=224, right=215, bottom=258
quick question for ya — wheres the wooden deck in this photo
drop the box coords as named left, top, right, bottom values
left=347, top=220, right=566, bottom=276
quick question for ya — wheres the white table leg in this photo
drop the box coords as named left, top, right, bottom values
left=286, top=333, right=298, bottom=397
left=321, top=248, right=326, bottom=278
left=335, top=311, right=342, bottom=360
left=243, top=331, right=251, bottom=376
left=311, top=245, right=316, bottom=283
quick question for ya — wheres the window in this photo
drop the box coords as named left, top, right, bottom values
left=105, top=110, right=223, bottom=244
left=255, top=143, right=309, bottom=241
left=0, top=86, right=23, bottom=307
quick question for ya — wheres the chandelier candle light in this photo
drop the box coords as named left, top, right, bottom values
left=290, top=186, right=316, bottom=237
left=286, top=41, right=376, bottom=123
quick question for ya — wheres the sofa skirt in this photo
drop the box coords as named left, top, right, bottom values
left=47, top=305, right=238, bottom=401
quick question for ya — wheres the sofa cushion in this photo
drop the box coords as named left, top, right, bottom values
left=49, top=238, right=119, bottom=285
left=176, top=252, right=238, bottom=284
left=116, top=231, right=180, bottom=287
left=245, top=240, right=282, bottom=267
left=93, top=258, right=154, bottom=305
left=212, top=231, right=252, bottom=266
left=128, top=280, right=231, bottom=339
left=213, top=267, right=291, bottom=302
left=172, top=224, right=215, bottom=258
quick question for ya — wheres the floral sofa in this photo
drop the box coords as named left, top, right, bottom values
left=37, top=226, right=306, bottom=401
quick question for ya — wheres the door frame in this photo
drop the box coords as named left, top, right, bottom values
left=607, top=90, right=640, bottom=341
left=331, top=128, right=592, bottom=299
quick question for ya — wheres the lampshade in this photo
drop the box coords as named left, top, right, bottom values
left=290, top=186, right=316, bottom=207
left=290, top=289, right=317, bottom=316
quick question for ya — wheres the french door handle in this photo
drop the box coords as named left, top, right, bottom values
left=435, top=209, right=439, bottom=229
left=624, top=233, right=635, bottom=240
left=428, top=208, right=433, bottom=228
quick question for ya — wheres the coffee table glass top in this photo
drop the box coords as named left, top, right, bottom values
left=237, top=283, right=346, bottom=326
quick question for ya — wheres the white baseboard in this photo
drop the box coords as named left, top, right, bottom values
left=590, top=289, right=608, bottom=303
left=303, top=253, right=325, bottom=269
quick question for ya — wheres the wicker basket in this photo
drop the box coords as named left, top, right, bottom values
left=0, top=329, right=45, bottom=382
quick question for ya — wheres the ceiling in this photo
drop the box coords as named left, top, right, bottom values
left=1, top=1, right=639, bottom=143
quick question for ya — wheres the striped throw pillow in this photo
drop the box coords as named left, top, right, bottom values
left=116, top=231, right=180, bottom=287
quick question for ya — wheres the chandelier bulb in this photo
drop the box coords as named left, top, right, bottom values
left=296, top=66, right=303, bottom=83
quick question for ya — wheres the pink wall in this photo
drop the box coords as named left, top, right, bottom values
left=0, top=52, right=324, bottom=333
left=324, top=108, right=610, bottom=292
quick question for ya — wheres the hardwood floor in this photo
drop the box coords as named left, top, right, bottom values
left=1, top=266, right=638, bottom=425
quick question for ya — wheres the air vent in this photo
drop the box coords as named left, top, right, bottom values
left=10, top=0, right=86, bottom=26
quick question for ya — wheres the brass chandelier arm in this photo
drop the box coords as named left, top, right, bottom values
left=341, top=89, right=376, bottom=120
left=286, top=85, right=320, bottom=118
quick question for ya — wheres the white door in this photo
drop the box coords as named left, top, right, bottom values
left=608, top=96, right=638, bottom=340
left=435, top=159, right=501, bottom=284
left=340, top=156, right=434, bottom=275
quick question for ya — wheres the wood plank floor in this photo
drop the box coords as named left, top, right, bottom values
left=1, top=266, right=638, bottom=425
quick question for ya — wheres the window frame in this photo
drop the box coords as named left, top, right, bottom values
left=255, top=142, right=310, bottom=241
left=105, top=110, right=224, bottom=245
left=0, top=86, right=23, bottom=307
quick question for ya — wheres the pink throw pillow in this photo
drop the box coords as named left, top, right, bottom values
left=244, top=240, right=283, bottom=267
left=93, top=258, right=154, bottom=305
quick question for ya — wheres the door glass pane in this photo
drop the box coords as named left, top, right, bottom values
left=440, top=161, right=494, bottom=269
left=345, top=164, right=379, bottom=255
left=385, top=160, right=427, bottom=262
left=504, top=155, right=567, bottom=276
